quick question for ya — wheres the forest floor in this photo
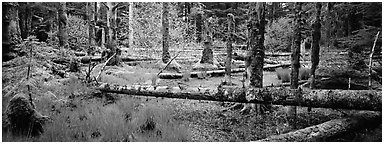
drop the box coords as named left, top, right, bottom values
left=2, top=44, right=382, bottom=142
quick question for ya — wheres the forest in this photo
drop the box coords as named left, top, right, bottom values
left=2, top=2, right=382, bottom=142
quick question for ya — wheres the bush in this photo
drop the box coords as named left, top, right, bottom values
left=67, top=15, right=88, bottom=51
left=276, top=67, right=311, bottom=83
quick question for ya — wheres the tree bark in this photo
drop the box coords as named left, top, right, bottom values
left=18, top=2, right=33, bottom=39
left=3, top=2, right=22, bottom=61
left=289, top=2, right=303, bottom=127
left=128, top=2, right=134, bottom=49
left=258, top=111, right=381, bottom=142
left=326, top=2, right=334, bottom=49
left=58, top=2, right=68, bottom=47
left=106, top=2, right=113, bottom=43
left=225, top=13, right=235, bottom=85
left=162, top=2, right=171, bottom=63
left=310, top=3, right=322, bottom=89
left=308, top=3, right=322, bottom=112
left=200, top=14, right=214, bottom=65
left=369, top=31, right=380, bottom=89
left=97, top=83, right=381, bottom=111
left=87, top=3, right=95, bottom=49
left=248, top=3, right=266, bottom=88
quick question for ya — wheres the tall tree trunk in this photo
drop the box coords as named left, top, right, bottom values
left=225, top=13, right=235, bottom=85
left=58, top=2, right=68, bottom=48
left=308, top=2, right=322, bottom=112
left=106, top=2, right=113, bottom=43
left=326, top=2, right=333, bottom=49
left=128, top=2, right=134, bottom=49
left=3, top=2, right=22, bottom=61
left=162, top=2, right=171, bottom=63
left=200, top=14, right=214, bottom=65
left=87, top=2, right=95, bottom=48
left=289, top=2, right=303, bottom=128
left=310, top=3, right=322, bottom=89
left=94, top=2, right=98, bottom=38
left=248, top=2, right=267, bottom=114
left=196, top=13, right=203, bottom=43
left=18, top=2, right=33, bottom=39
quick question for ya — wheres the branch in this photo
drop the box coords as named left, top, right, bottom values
left=157, top=52, right=181, bottom=76
left=369, top=31, right=380, bottom=89
left=96, top=53, right=116, bottom=81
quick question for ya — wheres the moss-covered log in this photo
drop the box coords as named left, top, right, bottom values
left=97, top=83, right=381, bottom=111
left=159, top=64, right=291, bottom=79
left=257, top=111, right=381, bottom=142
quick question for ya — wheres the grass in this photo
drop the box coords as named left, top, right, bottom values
left=2, top=73, right=190, bottom=142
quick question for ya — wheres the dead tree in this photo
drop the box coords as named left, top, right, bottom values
left=106, top=2, right=113, bottom=43
left=308, top=2, right=322, bottom=112
left=58, top=2, right=68, bottom=47
left=128, top=2, right=134, bottom=49
left=258, top=111, right=381, bottom=142
left=3, top=2, right=22, bottom=61
left=162, top=2, right=171, bottom=63
left=289, top=2, right=303, bottom=128
left=225, top=13, right=235, bottom=85
left=97, top=83, right=382, bottom=111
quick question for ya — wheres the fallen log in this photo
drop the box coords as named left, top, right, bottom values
left=159, top=64, right=291, bottom=79
left=158, top=68, right=245, bottom=79
left=257, top=111, right=381, bottom=142
left=266, top=80, right=308, bottom=87
left=80, top=56, right=157, bottom=63
left=97, top=83, right=381, bottom=111
left=80, top=56, right=196, bottom=64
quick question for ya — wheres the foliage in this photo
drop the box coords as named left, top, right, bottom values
left=265, top=17, right=294, bottom=52
left=67, top=15, right=88, bottom=51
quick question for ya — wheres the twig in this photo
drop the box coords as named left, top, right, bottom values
left=156, top=52, right=181, bottom=76
left=96, top=53, right=116, bottom=81
left=369, top=31, right=380, bottom=89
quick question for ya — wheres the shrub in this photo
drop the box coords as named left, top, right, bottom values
left=67, top=15, right=88, bottom=51
left=276, top=67, right=311, bottom=83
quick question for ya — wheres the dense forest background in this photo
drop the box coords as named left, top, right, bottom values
left=3, top=2, right=382, bottom=63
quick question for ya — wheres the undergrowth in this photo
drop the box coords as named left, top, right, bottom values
left=3, top=73, right=190, bottom=142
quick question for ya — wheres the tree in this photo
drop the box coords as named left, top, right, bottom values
left=310, top=3, right=322, bottom=89
left=225, top=13, right=235, bottom=85
left=106, top=2, right=113, bottom=43
left=289, top=2, right=303, bottom=128
left=87, top=2, right=95, bottom=47
left=128, top=2, right=134, bottom=49
left=162, top=2, right=171, bottom=63
left=246, top=2, right=267, bottom=114
left=18, top=2, right=33, bottom=39
left=200, top=15, right=214, bottom=65
left=3, top=2, right=22, bottom=61
left=58, top=2, right=68, bottom=47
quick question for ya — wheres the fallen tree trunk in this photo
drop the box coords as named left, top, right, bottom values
left=257, top=111, right=381, bottom=142
left=80, top=56, right=157, bottom=63
left=80, top=56, right=196, bottom=63
left=159, top=64, right=291, bottom=79
left=97, top=83, right=381, bottom=111
left=158, top=68, right=245, bottom=79
left=266, top=80, right=308, bottom=87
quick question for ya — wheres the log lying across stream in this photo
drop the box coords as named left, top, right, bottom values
left=258, top=111, right=381, bottom=142
left=97, top=83, right=381, bottom=111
